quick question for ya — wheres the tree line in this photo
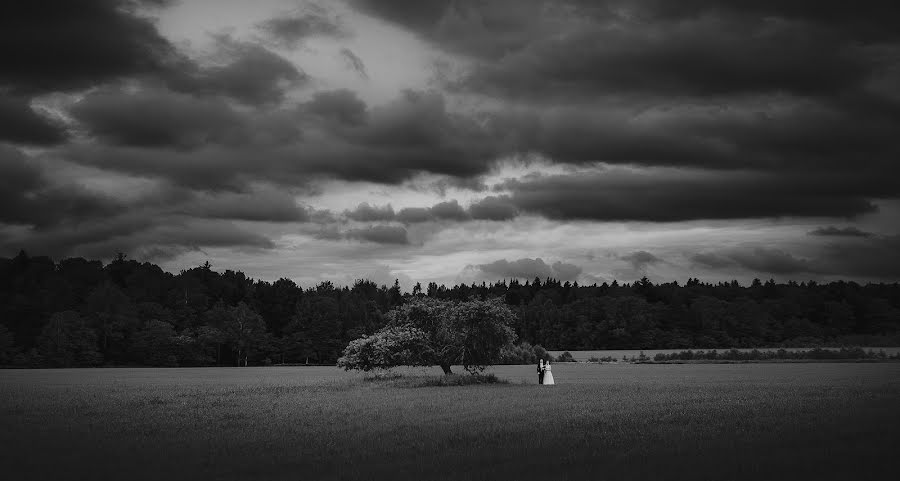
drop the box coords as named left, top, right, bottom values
left=1, top=251, right=898, bottom=367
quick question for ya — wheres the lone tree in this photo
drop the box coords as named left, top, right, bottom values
left=337, top=297, right=516, bottom=374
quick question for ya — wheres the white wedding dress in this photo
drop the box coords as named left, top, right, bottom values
left=543, top=363, right=555, bottom=385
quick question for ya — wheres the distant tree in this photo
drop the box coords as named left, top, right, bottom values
left=0, top=324, right=20, bottom=365
left=130, top=320, right=178, bottom=366
left=337, top=326, right=431, bottom=372
left=218, top=302, right=268, bottom=366
left=339, top=297, right=517, bottom=375
left=195, top=325, right=226, bottom=365
left=37, top=311, right=102, bottom=367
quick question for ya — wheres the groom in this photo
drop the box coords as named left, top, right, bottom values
left=537, top=359, right=545, bottom=384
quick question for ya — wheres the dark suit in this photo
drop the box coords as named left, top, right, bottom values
left=537, top=363, right=544, bottom=384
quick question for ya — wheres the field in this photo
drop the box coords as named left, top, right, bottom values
left=549, top=347, right=900, bottom=361
left=2, top=364, right=899, bottom=480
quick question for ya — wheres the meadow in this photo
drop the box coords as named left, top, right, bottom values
left=2, top=364, right=899, bottom=480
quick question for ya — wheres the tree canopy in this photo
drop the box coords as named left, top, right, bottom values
left=1, top=251, right=899, bottom=368
left=339, top=297, right=517, bottom=374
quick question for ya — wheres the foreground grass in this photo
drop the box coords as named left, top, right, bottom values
left=1, top=364, right=899, bottom=480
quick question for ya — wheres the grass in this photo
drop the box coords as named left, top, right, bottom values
left=387, top=372, right=508, bottom=388
left=2, top=364, right=899, bottom=480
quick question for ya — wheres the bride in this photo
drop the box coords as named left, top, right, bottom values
left=543, top=360, right=555, bottom=385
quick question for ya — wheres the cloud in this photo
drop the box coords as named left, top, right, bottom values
left=689, top=252, right=735, bottom=270
left=306, top=89, right=368, bottom=126
left=396, top=207, right=433, bottom=224
left=340, top=48, right=369, bottom=80
left=0, top=0, right=177, bottom=94
left=0, top=95, right=68, bottom=145
left=60, top=88, right=505, bottom=190
left=621, top=251, right=662, bottom=270
left=258, top=8, right=347, bottom=48
left=691, top=237, right=900, bottom=279
left=469, top=195, right=518, bottom=221
left=346, top=225, right=409, bottom=245
left=461, top=14, right=868, bottom=99
left=350, top=0, right=543, bottom=59
left=1, top=215, right=276, bottom=260
left=345, top=203, right=395, bottom=222
left=353, top=0, right=900, bottom=203
left=819, top=235, right=900, bottom=278
left=727, top=247, right=815, bottom=274
left=394, top=199, right=470, bottom=224
left=166, top=38, right=307, bottom=106
left=502, top=167, right=880, bottom=222
left=362, top=197, right=517, bottom=225
left=476, top=257, right=582, bottom=281
left=0, top=145, right=123, bottom=228
left=690, top=247, right=814, bottom=275
left=430, top=200, right=469, bottom=221
left=180, top=188, right=309, bottom=223
left=550, top=260, right=583, bottom=281
left=809, top=226, right=874, bottom=238
left=70, top=88, right=245, bottom=149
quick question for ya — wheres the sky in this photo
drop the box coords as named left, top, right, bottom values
left=2, top=0, right=899, bottom=288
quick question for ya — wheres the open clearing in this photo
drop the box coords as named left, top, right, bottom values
left=2, top=364, right=899, bottom=480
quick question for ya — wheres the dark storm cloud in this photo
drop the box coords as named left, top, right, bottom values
left=62, top=89, right=500, bottom=189
left=621, top=251, right=662, bottom=270
left=727, top=247, right=814, bottom=275
left=355, top=0, right=895, bottom=95
left=350, top=0, right=546, bottom=59
left=0, top=0, right=177, bottom=95
left=181, top=189, right=310, bottom=223
left=477, top=258, right=582, bottom=281
left=345, top=203, right=396, bottom=222
left=166, top=39, right=307, bottom=106
left=430, top=200, right=469, bottom=221
left=353, top=0, right=900, bottom=201
left=343, top=197, right=517, bottom=225
left=0, top=145, right=123, bottom=228
left=461, top=16, right=868, bottom=99
left=468, top=195, right=518, bottom=221
left=1, top=144, right=306, bottom=259
left=0, top=96, right=68, bottom=145
left=340, top=49, right=369, bottom=80
left=70, top=88, right=244, bottom=148
left=809, top=226, right=875, bottom=238
left=690, top=248, right=814, bottom=275
left=693, top=236, right=900, bottom=279
left=258, top=8, right=347, bottom=48
left=324, top=90, right=501, bottom=182
left=819, top=235, right=900, bottom=279
left=396, top=207, right=433, bottom=224
left=306, top=89, right=369, bottom=126
left=491, top=94, right=900, bottom=174
left=689, top=252, right=735, bottom=270
left=502, top=169, right=881, bottom=222
left=346, top=225, right=409, bottom=245
left=1, top=215, right=276, bottom=260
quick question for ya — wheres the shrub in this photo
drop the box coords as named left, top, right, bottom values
left=556, top=351, right=575, bottom=362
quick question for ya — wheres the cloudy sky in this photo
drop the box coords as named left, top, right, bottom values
left=2, top=0, right=899, bottom=288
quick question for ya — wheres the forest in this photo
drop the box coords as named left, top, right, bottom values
left=1, top=251, right=898, bottom=367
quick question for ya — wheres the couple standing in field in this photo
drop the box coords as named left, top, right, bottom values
left=537, top=359, right=555, bottom=385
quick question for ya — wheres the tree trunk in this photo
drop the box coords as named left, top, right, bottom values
left=440, top=363, right=453, bottom=375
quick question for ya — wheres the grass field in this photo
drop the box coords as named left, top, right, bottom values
left=2, top=364, right=899, bottom=480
